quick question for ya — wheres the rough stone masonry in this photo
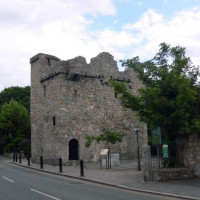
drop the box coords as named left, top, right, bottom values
left=30, top=52, right=147, bottom=165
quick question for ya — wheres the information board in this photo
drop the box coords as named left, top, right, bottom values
left=100, top=149, right=109, bottom=155
left=163, top=144, right=168, bottom=158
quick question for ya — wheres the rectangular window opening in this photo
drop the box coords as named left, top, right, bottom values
left=47, top=58, right=50, bottom=66
left=44, top=85, right=46, bottom=97
left=53, top=116, right=56, bottom=126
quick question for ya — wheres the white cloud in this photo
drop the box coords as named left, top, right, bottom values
left=0, top=0, right=116, bottom=91
left=0, top=0, right=116, bottom=26
left=0, top=1, right=200, bottom=91
left=121, top=8, right=200, bottom=64
left=89, top=7, right=200, bottom=65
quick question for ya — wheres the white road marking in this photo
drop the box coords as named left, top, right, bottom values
left=2, top=176, right=15, bottom=183
left=30, top=189, right=61, bottom=200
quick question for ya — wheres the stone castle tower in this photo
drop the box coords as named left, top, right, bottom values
left=30, top=52, right=147, bottom=164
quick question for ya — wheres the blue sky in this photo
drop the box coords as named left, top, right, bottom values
left=92, top=0, right=196, bottom=28
left=86, top=0, right=200, bottom=32
left=0, top=0, right=200, bottom=91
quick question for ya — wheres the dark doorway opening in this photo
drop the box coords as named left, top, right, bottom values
left=69, top=139, right=79, bottom=160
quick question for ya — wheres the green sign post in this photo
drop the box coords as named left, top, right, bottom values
left=163, top=144, right=168, bottom=158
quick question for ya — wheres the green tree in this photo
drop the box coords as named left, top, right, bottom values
left=0, top=99, right=30, bottom=153
left=0, top=86, right=30, bottom=112
left=85, top=131, right=126, bottom=169
left=85, top=131, right=126, bottom=148
left=110, top=43, right=200, bottom=166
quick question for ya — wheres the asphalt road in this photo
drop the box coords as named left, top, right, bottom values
left=0, top=158, right=179, bottom=200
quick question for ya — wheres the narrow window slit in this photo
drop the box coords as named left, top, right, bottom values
left=53, top=116, right=56, bottom=126
left=44, top=85, right=46, bottom=97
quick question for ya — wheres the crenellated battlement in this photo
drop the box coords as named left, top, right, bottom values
left=31, top=52, right=134, bottom=84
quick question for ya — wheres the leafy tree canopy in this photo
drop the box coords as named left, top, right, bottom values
left=85, top=131, right=126, bottom=148
left=0, top=99, right=30, bottom=153
left=110, top=43, right=200, bottom=140
left=0, top=86, right=30, bottom=112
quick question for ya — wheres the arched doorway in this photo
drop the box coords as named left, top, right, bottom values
left=69, top=139, right=79, bottom=160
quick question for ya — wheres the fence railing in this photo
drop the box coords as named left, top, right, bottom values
left=150, top=145, right=185, bottom=169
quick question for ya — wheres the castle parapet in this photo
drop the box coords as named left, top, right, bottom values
left=30, top=53, right=61, bottom=64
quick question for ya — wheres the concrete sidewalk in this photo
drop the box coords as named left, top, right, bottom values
left=7, top=157, right=200, bottom=200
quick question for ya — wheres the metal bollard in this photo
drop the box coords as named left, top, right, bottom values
left=100, top=155, right=102, bottom=169
left=80, top=160, right=84, bottom=177
left=27, top=155, right=30, bottom=166
left=40, top=156, right=43, bottom=169
left=19, top=154, right=21, bottom=164
left=59, top=158, right=63, bottom=173
left=16, top=154, right=18, bottom=163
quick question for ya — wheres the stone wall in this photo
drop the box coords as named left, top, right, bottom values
left=152, top=168, right=193, bottom=181
left=176, top=134, right=200, bottom=177
left=30, top=52, right=147, bottom=164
